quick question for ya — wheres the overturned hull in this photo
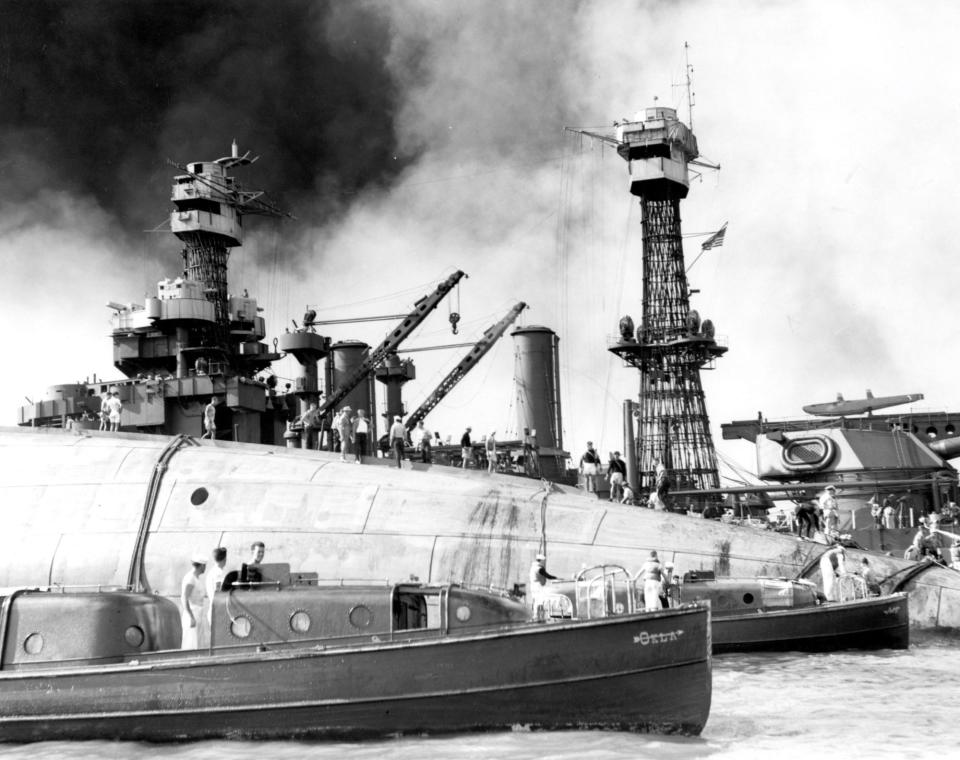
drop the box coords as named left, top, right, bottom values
left=2, top=427, right=959, bottom=630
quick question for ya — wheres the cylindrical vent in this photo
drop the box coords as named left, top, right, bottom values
left=512, top=326, right=562, bottom=451
left=329, top=341, right=372, bottom=414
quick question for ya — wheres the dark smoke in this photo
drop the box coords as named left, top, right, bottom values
left=0, top=0, right=416, bottom=265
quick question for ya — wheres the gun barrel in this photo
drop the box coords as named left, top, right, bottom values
left=926, top=437, right=960, bottom=460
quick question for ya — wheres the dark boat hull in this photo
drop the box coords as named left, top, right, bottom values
left=0, top=605, right=711, bottom=741
left=711, top=593, right=909, bottom=654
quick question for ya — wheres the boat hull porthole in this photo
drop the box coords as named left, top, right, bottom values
left=124, top=625, right=145, bottom=648
left=348, top=605, right=373, bottom=629
left=230, top=616, right=252, bottom=639
left=23, top=632, right=43, bottom=655
left=290, top=610, right=311, bottom=633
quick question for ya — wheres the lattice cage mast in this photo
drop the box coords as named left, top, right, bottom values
left=608, top=107, right=726, bottom=499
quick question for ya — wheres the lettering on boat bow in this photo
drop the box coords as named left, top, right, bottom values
left=633, top=629, right=685, bottom=645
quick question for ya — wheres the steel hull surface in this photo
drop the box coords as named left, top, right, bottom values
left=0, top=606, right=711, bottom=742
left=711, top=593, right=909, bottom=654
left=3, top=427, right=956, bottom=630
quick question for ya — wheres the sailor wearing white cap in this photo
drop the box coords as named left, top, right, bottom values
left=389, top=415, right=407, bottom=469
left=337, top=407, right=353, bottom=461
left=528, top=552, right=558, bottom=621
left=661, top=561, right=676, bottom=608
left=180, top=554, right=207, bottom=649
left=819, top=485, right=840, bottom=537
left=639, top=551, right=664, bottom=611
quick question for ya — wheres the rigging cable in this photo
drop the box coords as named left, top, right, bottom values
left=599, top=198, right=639, bottom=450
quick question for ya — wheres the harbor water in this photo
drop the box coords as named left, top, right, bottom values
left=2, top=633, right=955, bottom=760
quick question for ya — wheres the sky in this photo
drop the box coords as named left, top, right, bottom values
left=3, top=0, right=960, bottom=482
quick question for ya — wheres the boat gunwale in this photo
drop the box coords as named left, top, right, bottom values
left=0, top=603, right=710, bottom=680
left=707, top=591, right=908, bottom=622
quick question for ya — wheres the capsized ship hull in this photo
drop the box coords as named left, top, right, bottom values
left=2, top=427, right=959, bottom=630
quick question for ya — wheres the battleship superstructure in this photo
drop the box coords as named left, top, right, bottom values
left=15, top=147, right=556, bottom=456
left=17, top=143, right=293, bottom=443
left=604, top=107, right=726, bottom=501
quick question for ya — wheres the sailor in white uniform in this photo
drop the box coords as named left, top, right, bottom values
left=180, top=555, right=206, bottom=649
left=528, top=553, right=557, bottom=620
left=638, top=551, right=664, bottom=611
left=819, top=544, right=846, bottom=602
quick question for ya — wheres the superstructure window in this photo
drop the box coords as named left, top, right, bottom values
left=175, top=198, right=221, bottom=215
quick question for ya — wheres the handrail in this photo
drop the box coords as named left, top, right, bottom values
left=836, top=573, right=869, bottom=602
left=889, top=557, right=954, bottom=593
left=126, top=434, right=197, bottom=591
left=573, top=564, right=635, bottom=619
left=440, top=585, right=449, bottom=635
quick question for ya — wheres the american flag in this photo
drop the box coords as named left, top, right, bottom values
left=701, top=222, right=728, bottom=251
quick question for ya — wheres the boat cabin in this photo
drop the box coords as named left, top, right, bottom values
left=0, top=589, right=181, bottom=671
left=0, top=568, right=533, bottom=671
left=211, top=564, right=530, bottom=648
left=677, top=570, right=821, bottom=616
left=539, top=565, right=824, bottom=620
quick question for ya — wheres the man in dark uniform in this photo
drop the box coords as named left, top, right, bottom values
left=795, top=501, right=820, bottom=538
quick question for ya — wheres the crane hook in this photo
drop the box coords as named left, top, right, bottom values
left=449, top=312, right=460, bottom=335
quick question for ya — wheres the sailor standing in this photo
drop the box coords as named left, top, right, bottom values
left=180, top=555, right=206, bottom=649
left=819, top=544, right=846, bottom=602
left=337, top=407, right=353, bottom=460
left=201, top=396, right=218, bottom=440
left=638, top=550, right=664, bottom=611
left=351, top=408, right=370, bottom=463
left=99, top=393, right=110, bottom=431
left=819, top=485, right=840, bottom=538
left=416, top=421, right=432, bottom=463
left=528, top=553, right=557, bottom=620
left=882, top=495, right=896, bottom=529
left=486, top=431, right=497, bottom=474
left=579, top=442, right=600, bottom=492
left=389, top=415, right=407, bottom=468
left=107, top=391, right=123, bottom=433
left=607, top=452, right=627, bottom=502
left=298, top=402, right=322, bottom=450
left=205, top=547, right=227, bottom=631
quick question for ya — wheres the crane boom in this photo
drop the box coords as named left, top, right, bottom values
left=404, top=301, right=527, bottom=431
left=318, top=270, right=467, bottom=416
